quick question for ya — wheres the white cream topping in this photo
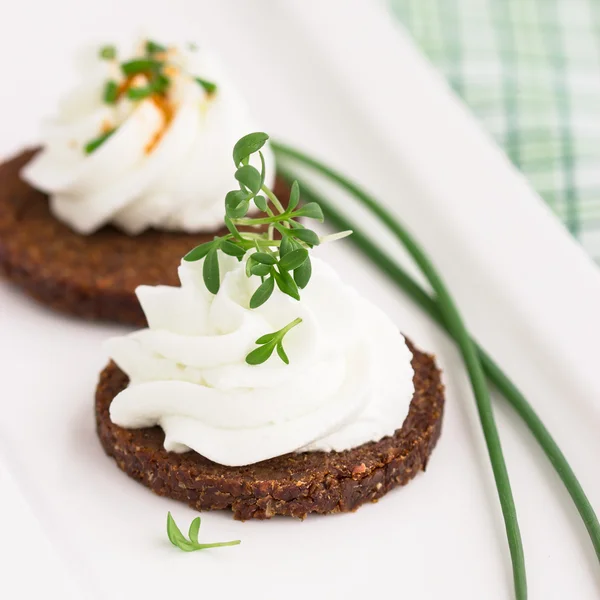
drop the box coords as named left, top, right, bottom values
left=105, top=253, right=415, bottom=467
left=21, top=40, right=275, bottom=235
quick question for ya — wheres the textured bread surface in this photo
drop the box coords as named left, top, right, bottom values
left=0, top=149, right=288, bottom=325
left=95, top=340, right=445, bottom=520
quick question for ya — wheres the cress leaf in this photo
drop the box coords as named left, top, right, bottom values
left=152, top=73, right=170, bottom=93
left=294, top=202, right=324, bottom=222
left=126, top=85, right=154, bottom=100
left=249, top=276, right=275, bottom=309
left=146, top=40, right=167, bottom=54
left=121, top=58, right=162, bottom=77
left=259, top=151, right=266, bottom=188
left=203, top=247, right=221, bottom=294
left=184, top=241, right=213, bottom=262
left=255, top=332, right=278, bottom=344
left=279, top=235, right=293, bottom=258
left=247, top=318, right=302, bottom=366
left=220, top=240, right=246, bottom=258
left=291, top=228, right=321, bottom=246
left=167, top=512, right=195, bottom=551
left=167, top=511, right=183, bottom=545
left=276, top=342, right=290, bottom=365
left=245, top=256, right=255, bottom=278
left=103, top=80, right=119, bottom=104
left=288, top=180, right=300, bottom=212
left=278, top=248, right=308, bottom=272
left=250, top=263, right=271, bottom=277
left=252, top=252, right=277, bottom=265
left=254, top=195, right=268, bottom=213
left=274, top=269, right=300, bottom=300
left=195, top=77, right=217, bottom=94
left=225, top=190, right=250, bottom=219
left=235, top=165, right=262, bottom=194
left=84, top=129, right=116, bottom=154
left=233, top=132, right=269, bottom=166
left=99, top=45, right=116, bottom=60
left=188, top=517, right=201, bottom=545
left=167, top=512, right=240, bottom=552
left=245, top=343, right=275, bottom=365
left=294, top=255, right=312, bottom=289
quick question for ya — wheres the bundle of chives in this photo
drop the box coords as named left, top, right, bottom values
left=274, top=142, right=600, bottom=597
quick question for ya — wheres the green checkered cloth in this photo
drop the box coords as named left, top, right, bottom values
left=390, top=0, right=600, bottom=260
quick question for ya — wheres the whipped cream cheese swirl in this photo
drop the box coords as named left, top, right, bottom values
left=106, top=253, right=415, bottom=467
left=22, top=41, right=275, bottom=235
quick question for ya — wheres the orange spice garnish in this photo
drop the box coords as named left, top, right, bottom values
left=117, top=74, right=149, bottom=100
left=113, top=70, right=175, bottom=155
left=144, top=94, right=175, bottom=154
left=96, top=44, right=183, bottom=155
left=163, top=65, right=179, bottom=78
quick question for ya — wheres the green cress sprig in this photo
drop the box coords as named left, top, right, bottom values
left=246, top=317, right=303, bottom=365
left=99, top=45, right=116, bottom=60
left=167, top=512, right=240, bottom=552
left=84, top=128, right=117, bottom=154
left=184, top=132, right=350, bottom=366
left=85, top=39, right=218, bottom=154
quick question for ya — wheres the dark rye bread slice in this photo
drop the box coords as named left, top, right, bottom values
left=0, top=149, right=289, bottom=326
left=96, top=340, right=445, bottom=520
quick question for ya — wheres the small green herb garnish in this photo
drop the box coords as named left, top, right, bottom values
left=166, top=512, right=240, bottom=552
left=184, top=132, right=351, bottom=365
left=84, top=128, right=116, bottom=154
left=126, top=85, right=154, bottom=101
left=99, top=45, right=116, bottom=60
left=195, top=77, right=217, bottom=94
left=145, top=40, right=167, bottom=54
left=153, top=73, right=170, bottom=94
left=103, top=80, right=119, bottom=104
left=86, top=39, right=219, bottom=154
left=246, top=318, right=303, bottom=365
left=121, top=58, right=163, bottom=77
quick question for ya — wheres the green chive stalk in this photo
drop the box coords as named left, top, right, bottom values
left=273, top=144, right=529, bottom=598
left=282, top=171, right=600, bottom=566
left=276, top=148, right=600, bottom=576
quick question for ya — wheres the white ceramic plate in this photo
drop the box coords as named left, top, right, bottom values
left=1, top=1, right=599, bottom=599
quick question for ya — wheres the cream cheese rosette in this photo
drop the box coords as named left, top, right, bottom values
left=22, top=40, right=275, bottom=235
left=106, top=253, right=415, bottom=467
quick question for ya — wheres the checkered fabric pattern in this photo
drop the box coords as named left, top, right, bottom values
left=390, top=0, right=600, bottom=259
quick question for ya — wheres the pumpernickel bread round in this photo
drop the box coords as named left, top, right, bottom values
left=0, top=149, right=288, bottom=326
left=95, top=340, right=444, bottom=520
